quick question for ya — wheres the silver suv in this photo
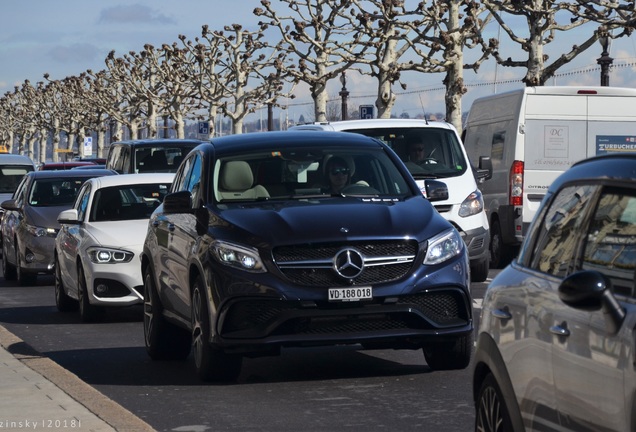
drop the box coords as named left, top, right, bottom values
left=473, top=153, right=636, bottom=431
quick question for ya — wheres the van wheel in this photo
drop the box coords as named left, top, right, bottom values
left=471, top=257, right=489, bottom=282
left=490, top=221, right=514, bottom=269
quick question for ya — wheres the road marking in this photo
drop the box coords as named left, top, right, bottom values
left=473, top=298, right=483, bottom=310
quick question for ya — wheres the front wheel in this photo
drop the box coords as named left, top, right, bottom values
left=16, top=244, right=37, bottom=286
left=54, top=254, right=78, bottom=312
left=78, top=265, right=101, bottom=322
left=475, top=373, right=513, bottom=432
left=2, top=241, right=16, bottom=281
left=423, top=333, right=472, bottom=370
left=192, top=275, right=242, bottom=382
left=143, top=265, right=190, bottom=360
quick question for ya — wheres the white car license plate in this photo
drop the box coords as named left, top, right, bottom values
left=328, top=286, right=372, bottom=302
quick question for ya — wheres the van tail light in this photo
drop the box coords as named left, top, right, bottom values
left=510, top=160, right=524, bottom=206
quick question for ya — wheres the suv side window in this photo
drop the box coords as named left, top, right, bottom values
left=529, top=184, right=597, bottom=277
left=581, top=187, right=636, bottom=297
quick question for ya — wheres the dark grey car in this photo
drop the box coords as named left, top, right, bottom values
left=473, top=153, right=636, bottom=431
left=1, top=169, right=115, bottom=285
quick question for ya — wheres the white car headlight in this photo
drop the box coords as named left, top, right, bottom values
left=26, top=224, right=58, bottom=238
left=88, top=247, right=134, bottom=264
left=458, top=189, right=484, bottom=217
left=210, top=240, right=265, bottom=273
left=424, top=228, right=464, bottom=266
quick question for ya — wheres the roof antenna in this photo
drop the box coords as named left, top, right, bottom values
left=418, top=94, right=429, bottom=125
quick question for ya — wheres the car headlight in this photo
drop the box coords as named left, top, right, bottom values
left=458, top=189, right=484, bottom=217
left=26, top=224, right=58, bottom=238
left=424, top=228, right=464, bottom=266
left=210, top=240, right=266, bottom=273
left=87, top=247, right=134, bottom=264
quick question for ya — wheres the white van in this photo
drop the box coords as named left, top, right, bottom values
left=290, top=119, right=490, bottom=282
left=463, top=86, right=636, bottom=268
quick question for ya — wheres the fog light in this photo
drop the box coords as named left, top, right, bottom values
left=95, top=284, right=109, bottom=295
left=25, top=253, right=35, bottom=263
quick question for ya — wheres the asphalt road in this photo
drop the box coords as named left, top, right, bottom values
left=0, top=273, right=492, bottom=432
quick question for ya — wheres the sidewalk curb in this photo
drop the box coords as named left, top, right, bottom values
left=0, top=325, right=155, bottom=432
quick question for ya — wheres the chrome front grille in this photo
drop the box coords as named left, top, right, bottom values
left=273, top=240, right=418, bottom=286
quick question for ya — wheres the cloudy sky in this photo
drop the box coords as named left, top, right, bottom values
left=2, top=1, right=636, bottom=120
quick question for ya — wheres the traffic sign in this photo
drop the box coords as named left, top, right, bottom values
left=198, top=121, right=210, bottom=135
left=83, top=137, right=93, bottom=157
left=359, top=105, right=374, bottom=119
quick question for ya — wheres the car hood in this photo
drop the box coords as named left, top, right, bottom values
left=214, top=196, right=449, bottom=245
left=85, top=220, right=150, bottom=251
left=25, top=205, right=70, bottom=229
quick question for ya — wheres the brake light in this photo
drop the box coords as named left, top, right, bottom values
left=510, top=160, right=523, bottom=206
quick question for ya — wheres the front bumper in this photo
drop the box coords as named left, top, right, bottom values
left=208, top=250, right=473, bottom=355
left=84, top=260, right=144, bottom=307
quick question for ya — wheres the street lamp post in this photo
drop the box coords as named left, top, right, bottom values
left=339, top=72, right=349, bottom=121
left=597, top=33, right=613, bottom=87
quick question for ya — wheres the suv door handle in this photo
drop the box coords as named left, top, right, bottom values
left=491, top=308, right=512, bottom=320
left=549, top=322, right=570, bottom=337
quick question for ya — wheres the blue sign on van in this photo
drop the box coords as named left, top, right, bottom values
left=597, top=135, right=636, bottom=154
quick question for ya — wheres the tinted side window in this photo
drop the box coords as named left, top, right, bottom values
left=76, top=184, right=91, bottom=221
left=581, top=187, right=636, bottom=297
left=529, top=185, right=597, bottom=277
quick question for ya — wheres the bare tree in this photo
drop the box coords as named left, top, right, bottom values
left=214, top=23, right=293, bottom=134
left=177, top=27, right=226, bottom=137
left=403, top=0, right=491, bottom=132
left=478, top=0, right=619, bottom=86
left=104, top=50, right=161, bottom=140
left=254, top=0, right=365, bottom=122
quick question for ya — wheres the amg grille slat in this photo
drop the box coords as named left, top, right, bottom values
left=273, top=240, right=419, bottom=286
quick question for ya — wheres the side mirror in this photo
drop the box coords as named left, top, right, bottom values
left=1, top=199, right=19, bottom=211
left=163, top=190, right=193, bottom=214
left=57, top=208, right=80, bottom=224
left=425, top=180, right=449, bottom=202
left=478, top=156, right=493, bottom=181
left=559, top=270, right=625, bottom=334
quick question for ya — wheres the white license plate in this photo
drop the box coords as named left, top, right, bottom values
left=328, top=286, right=372, bottom=302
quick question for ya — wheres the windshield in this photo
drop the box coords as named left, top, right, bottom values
left=90, top=182, right=172, bottom=221
left=0, top=165, right=33, bottom=193
left=342, top=127, right=468, bottom=179
left=135, top=147, right=192, bottom=173
left=29, top=178, right=89, bottom=207
left=213, top=146, right=413, bottom=203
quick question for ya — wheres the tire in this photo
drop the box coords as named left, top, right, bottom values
left=475, top=373, right=513, bottom=432
left=192, top=275, right=242, bottom=382
left=143, top=265, right=191, bottom=360
left=423, top=333, right=472, bottom=370
left=78, top=265, right=101, bottom=322
left=470, top=257, right=489, bottom=283
left=2, top=241, right=16, bottom=281
left=16, top=244, right=37, bottom=286
left=490, top=220, right=515, bottom=269
left=54, top=254, right=78, bottom=312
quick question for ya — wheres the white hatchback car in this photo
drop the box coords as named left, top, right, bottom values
left=54, top=173, right=174, bottom=322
